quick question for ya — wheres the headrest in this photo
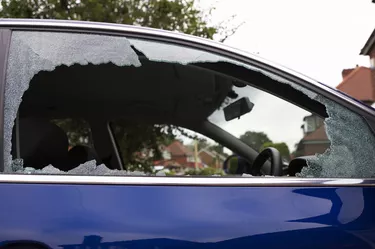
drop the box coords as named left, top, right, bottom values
left=11, top=118, right=69, bottom=169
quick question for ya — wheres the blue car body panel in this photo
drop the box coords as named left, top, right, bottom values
left=0, top=184, right=374, bottom=249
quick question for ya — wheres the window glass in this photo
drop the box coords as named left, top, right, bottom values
left=4, top=30, right=375, bottom=178
left=207, top=83, right=329, bottom=161
left=110, top=82, right=329, bottom=176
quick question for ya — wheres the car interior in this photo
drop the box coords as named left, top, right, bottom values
left=10, top=57, right=329, bottom=176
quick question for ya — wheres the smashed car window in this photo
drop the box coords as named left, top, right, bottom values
left=4, top=31, right=375, bottom=178
left=127, top=38, right=375, bottom=178
left=4, top=31, right=140, bottom=174
left=299, top=97, right=375, bottom=178
left=207, top=84, right=329, bottom=160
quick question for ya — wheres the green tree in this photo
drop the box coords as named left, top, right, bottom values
left=196, top=139, right=209, bottom=151
left=227, top=156, right=238, bottom=174
left=52, top=119, right=91, bottom=147
left=239, top=131, right=272, bottom=152
left=261, top=142, right=291, bottom=161
left=210, top=143, right=229, bottom=157
left=0, top=0, right=217, bottom=39
left=112, top=122, right=176, bottom=172
left=185, top=166, right=224, bottom=176
left=210, top=144, right=223, bottom=153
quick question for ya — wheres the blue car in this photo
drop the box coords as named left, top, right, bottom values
left=0, top=19, right=375, bottom=249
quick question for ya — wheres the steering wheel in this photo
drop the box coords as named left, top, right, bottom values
left=250, top=147, right=283, bottom=176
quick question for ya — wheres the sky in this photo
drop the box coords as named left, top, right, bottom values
left=172, top=0, right=375, bottom=154
left=202, top=0, right=375, bottom=87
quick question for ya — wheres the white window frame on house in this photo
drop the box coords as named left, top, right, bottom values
left=187, top=156, right=201, bottom=163
left=162, top=151, right=171, bottom=160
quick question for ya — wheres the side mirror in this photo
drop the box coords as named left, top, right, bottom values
left=223, top=155, right=251, bottom=175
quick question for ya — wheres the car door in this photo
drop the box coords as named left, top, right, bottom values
left=0, top=20, right=375, bottom=249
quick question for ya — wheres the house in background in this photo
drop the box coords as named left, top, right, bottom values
left=361, top=26, right=375, bottom=67
left=198, top=147, right=227, bottom=168
left=338, top=26, right=375, bottom=106
left=153, top=140, right=228, bottom=169
left=294, top=114, right=330, bottom=157
left=153, top=140, right=204, bottom=169
left=294, top=25, right=375, bottom=157
left=337, top=66, right=375, bottom=105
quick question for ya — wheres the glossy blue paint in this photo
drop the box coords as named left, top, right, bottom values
left=0, top=184, right=374, bottom=249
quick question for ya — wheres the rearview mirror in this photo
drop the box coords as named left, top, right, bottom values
left=224, top=97, right=254, bottom=121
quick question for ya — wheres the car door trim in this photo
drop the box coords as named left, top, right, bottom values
left=0, top=29, right=11, bottom=172
left=0, top=174, right=372, bottom=187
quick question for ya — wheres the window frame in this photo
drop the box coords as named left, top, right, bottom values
left=0, top=20, right=374, bottom=186
left=0, top=29, right=11, bottom=172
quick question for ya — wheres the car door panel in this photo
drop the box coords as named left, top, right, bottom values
left=0, top=183, right=373, bottom=249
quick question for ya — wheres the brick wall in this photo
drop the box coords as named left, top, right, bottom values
left=302, top=143, right=330, bottom=156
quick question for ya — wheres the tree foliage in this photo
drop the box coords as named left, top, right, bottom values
left=196, top=138, right=209, bottom=151
left=239, top=131, right=272, bottom=152
left=0, top=0, right=217, bottom=39
left=111, top=122, right=175, bottom=172
left=239, top=131, right=291, bottom=161
left=261, top=142, right=291, bottom=161
left=227, top=156, right=238, bottom=174
left=52, top=119, right=91, bottom=147
left=210, top=144, right=223, bottom=154
left=185, top=166, right=224, bottom=176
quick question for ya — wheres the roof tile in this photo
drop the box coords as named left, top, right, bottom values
left=336, top=67, right=375, bottom=102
